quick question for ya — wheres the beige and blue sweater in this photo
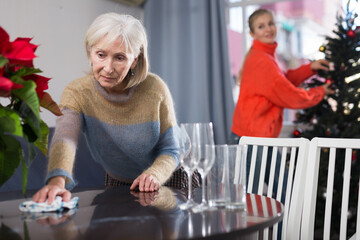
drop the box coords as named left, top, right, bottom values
left=46, top=73, right=180, bottom=190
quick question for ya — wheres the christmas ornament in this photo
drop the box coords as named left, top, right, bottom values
left=319, top=45, right=326, bottom=52
left=344, top=107, right=351, bottom=115
left=340, top=62, right=346, bottom=71
left=293, top=128, right=302, bottom=137
left=329, top=62, right=335, bottom=71
left=325, top=128, right=331, bottom=136
left=311, top=117, right=318, bottom=124
left=347, top=29, right=356, bottom=38
left=352, top=150, right=357, bottom=162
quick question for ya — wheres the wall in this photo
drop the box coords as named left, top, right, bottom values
left=0, top=0, right=142, bottom=127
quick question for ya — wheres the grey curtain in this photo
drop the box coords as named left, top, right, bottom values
left=144, top=0, right=234, bottom=144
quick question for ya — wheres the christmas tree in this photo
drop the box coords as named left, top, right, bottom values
left=294, top=0, right=360, bottom=238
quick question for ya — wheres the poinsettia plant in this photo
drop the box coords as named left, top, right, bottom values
left=0, top=26, right=62, bottom=194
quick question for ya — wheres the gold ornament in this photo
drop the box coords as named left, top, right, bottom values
left=344, top=107, right=350, bottom=115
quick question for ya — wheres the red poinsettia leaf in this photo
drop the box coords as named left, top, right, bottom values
left=23, top=74, right=50, bottom=99
left=7, top=41, right=37, bottom=59
left=8, top=59, right=34, bottom=68
left=3, top=40, right=36, bottom=67
left=14, top=37, right=38, bottom=52
left=0, top=76, right=23, bottom=92
left=40, top=92, right=62, bottom=116
left=0, top=27, right=10, bottom=52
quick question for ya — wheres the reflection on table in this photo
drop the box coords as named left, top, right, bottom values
left=0, top=186, right=283, bottom=240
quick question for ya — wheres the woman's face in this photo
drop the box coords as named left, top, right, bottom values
left=90, top=36, right=138, bottom=93
left=250, top=13, right=277, bottom=44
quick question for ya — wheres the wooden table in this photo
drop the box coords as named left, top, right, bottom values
left=0, top=186, right=283, bottom=240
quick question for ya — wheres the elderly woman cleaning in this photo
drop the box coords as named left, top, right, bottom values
left=33, top=13, right=197, bottom=204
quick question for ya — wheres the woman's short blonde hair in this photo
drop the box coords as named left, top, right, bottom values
left=85, top=13, right=149, bottom=89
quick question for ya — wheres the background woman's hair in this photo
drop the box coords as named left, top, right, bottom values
left=236, top=8, right=274, bottom=86
left=85, top=13, right=149, bottom=89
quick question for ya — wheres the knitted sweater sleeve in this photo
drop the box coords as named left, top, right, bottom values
left=256, top=58, right=325, bottom=109
left=143, top=78, right=179, bottom=185
left=45, top=79, right=84, bottom=190
left=285, top=63, right=316, bottom=87
left=46, top=107, right=81, bottom=190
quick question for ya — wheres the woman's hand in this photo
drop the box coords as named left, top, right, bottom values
left=130, top=190, right=158, bottom=206
left=32, top=176, right=71, bottom=204
left=311, top=59, right=330, bottom=71
left=322, top=81, right=336, bottom=96
left=130, top=173, right=159, bottom=192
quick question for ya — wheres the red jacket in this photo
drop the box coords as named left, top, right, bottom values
left=232, top=39, right=325, bottom=138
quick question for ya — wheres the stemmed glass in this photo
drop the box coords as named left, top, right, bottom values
left=178, top=123, right=200, bottom=210
left=192, top=122, right=215, bottom=212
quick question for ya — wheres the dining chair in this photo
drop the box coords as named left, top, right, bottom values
left=238, top=136, right=310, bottom=240
left=301, top=137, right=360, bottom=240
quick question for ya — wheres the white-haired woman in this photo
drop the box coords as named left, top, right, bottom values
left=33, top=13, right=197, bottom=204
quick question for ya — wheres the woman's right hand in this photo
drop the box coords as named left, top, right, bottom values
left=32, top=176, right=71, bottom=204
left=322, top=81, right=336, bottom=96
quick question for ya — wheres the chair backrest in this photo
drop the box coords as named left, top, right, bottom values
left=239, top=136, right=310, bottom=240
left=301, top=137, right=360, bottom=240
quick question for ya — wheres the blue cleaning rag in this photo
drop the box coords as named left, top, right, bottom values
left=19, top=196, right=79, bottom=213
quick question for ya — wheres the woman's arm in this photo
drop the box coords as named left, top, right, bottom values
left=32, top=108, right=81, bottom=202
left=285, top=59, right=330, bottom=87
left=131, top=78, right=179, bottom=192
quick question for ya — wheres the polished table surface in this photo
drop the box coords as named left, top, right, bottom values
left=0, top=186, right=283, bottom=240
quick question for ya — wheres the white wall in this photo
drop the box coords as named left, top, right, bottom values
left=0, top=0, right=142, bottom=127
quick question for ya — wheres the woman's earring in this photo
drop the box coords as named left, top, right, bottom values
left=130, top=69, right=135, bottom=76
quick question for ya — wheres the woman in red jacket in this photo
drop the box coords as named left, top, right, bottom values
left=230, top=9, right=335, bottom=203
left=231, top=9, right=334, bottom=140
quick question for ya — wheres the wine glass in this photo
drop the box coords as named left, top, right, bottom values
left=178, top=123, right=200, bottom=210
left=192, top=122, right=215, bottom=212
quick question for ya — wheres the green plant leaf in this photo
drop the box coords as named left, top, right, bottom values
left=21, top=155, right=29, bottom=196
left=24, top=222, right=30, bottom=240
left=0, top=135, right=22, bottom=187
left=0, top=106, right=23, bottom=137
left=15, top=67, right=42, bottom=77
left=22, top=121, right=39, bottom=143
left=0, top=55, right=9, bottom=68
left=13, top=84, right=41, bottom=140
left=34, top=120, right=49, bottom=156
left=12, top=80, right=40, bottom=120
left=25, top=141, right=37, bottom=167
left=9, top=74, right=26, bottom=85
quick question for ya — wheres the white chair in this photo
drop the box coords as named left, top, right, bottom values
left=301, top=137, right=360, bottom=240
left=238, top=136, right=310, bottom=240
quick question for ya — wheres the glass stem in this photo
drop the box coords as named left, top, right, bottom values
left=187, top=171, right=193, bottom=201
left=201, top=174, right=206, bottom=205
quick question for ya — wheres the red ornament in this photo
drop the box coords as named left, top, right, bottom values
left=326, top=79, right=333, bottom=84
left=293, top=128, right=302, bottom=137
left=352, top=150, right=357, bottom=162
left=325, top=128, right=331, bottom=136
left=347, top=29, right=356, bottom=38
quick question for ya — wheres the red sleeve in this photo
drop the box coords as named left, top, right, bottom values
left=255, top=60, right=325, bottom=109
left=285, top=63, right=316, bottom=87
